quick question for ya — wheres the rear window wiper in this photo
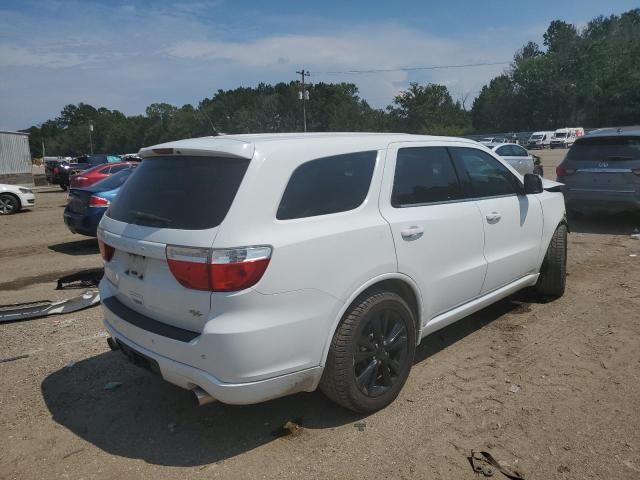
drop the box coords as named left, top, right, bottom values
left=128, top=210, right=171, bottom=227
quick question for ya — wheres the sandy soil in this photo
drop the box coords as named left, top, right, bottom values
left=1, top=151, right=640, bottom=479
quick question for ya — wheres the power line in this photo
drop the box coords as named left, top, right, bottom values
left=312, top=61, right=510, bottom=75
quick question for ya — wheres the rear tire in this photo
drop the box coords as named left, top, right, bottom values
left=0, top=193, right=19, bottom=215
left=60, top=184, right=68, bottom=191
left=536, top=224, right=567, bottom=299
left=320, top=290, right=416, bottom=413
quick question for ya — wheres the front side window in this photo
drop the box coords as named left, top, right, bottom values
left=391, top=147, right=462, bottom=207
left=451, top=148, right=521, bottom=198
left=277, top=151, right=376, bottom=220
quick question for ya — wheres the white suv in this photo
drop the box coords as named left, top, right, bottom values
left=98, top=133, right=567, bottom=412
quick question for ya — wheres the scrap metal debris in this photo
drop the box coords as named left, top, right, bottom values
left=56, top=268, right=104, bottom=290
left=354, top=421, right=367, bottom=431
left=272, top=419, right=304, bottom=438
left=469, top=450, right=525, bottom=479
left=0, top=291, right=100, bottom=323
left=0, top=354, right=30, bottom=364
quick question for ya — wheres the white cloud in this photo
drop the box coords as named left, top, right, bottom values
left=0, top=3, right=536, bottom=129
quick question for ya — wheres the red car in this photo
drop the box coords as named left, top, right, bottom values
left=70, top=162, right=138, bottom=188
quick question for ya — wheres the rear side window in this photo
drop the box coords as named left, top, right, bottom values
left=567, top=136, right=640, bottom=161
left=107, top=164, right=129, bottom=174
left=107, top=156, right=249, bottom=229
left=277, top=151, right=376, bottom=220
left=451, top=148, right=521, bottom=198
left=93, top=169, right=133, bottom=190
left=391, top=147, right=462, bottom=207
left=496, top=145, right=513, bottom=156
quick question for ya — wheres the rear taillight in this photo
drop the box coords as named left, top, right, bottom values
left=556, top=165, right=575, bottom=177
left=632, top=168, right=640, bottom=176
left=53, top=167, right=59, bottom=174
left=89, top=195, right=110, bottom=207
left=98, top=239, right=115, bottom=262
left=166, top=245, right=272, bottom=292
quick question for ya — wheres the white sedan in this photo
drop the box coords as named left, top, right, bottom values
left=484, top=143, right=542, bottom=176
left=0, top=184, right=35, bottom=215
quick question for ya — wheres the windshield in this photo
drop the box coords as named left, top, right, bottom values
left=530, top=135, right=543, bottom=140
left=555, top=133, right=567, bottom=138
left=567, top=136, right=640, bottom=161
left=92, top=169, right=133, bottom=190
left=107, top=156, right=250, bottom=229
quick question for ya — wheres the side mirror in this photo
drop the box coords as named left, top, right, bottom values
left=524, top=173, right=543, bottom=194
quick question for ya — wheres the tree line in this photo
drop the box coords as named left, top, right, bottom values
left=27, top=9, right=639, bottom=157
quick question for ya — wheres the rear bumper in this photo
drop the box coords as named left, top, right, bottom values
left=104, top=319, right=323, bottom=405
left=63, top=208, right=104, bottom=236
left=99, top=279, right=339, bottom=404
left=564, top=188, right=640, bottom=212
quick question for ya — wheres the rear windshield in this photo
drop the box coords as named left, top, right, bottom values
left=107, top=156, right=250, bottom=229
left=567, top=136, right=640, bottom=161
left=92, top=169, right=132, bottom=190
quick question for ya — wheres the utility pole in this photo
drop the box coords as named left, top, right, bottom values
left=296, top=69, right=310, bottom=132
left=89, top=120, right=94, bottom=155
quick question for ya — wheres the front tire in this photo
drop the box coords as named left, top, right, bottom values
left=0, top=193, right=19, bottom=215
left=320, top=290, right=416, bottom=413
left=536, top=224, right=567, bottom=299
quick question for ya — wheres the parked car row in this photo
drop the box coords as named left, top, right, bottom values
left=64, top=168, right=136, bottom=236
left=46, top=153, right=137, bottom=190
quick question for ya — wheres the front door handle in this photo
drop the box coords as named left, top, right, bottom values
left=401, top=226, right=424, bottom=241
left=486, top=212, right=502, bottom=224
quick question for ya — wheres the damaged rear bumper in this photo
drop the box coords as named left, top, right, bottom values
left=104, top=318, right=323, bottom=405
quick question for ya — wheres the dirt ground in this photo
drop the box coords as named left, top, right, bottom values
left=1, top=149, right=640, bottom=479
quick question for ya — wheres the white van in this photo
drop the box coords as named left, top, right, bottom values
left=526, top=131, right=554, bottom=149
left=550, top=127, right=585, bottom=149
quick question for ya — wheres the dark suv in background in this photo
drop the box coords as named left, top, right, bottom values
left=556, top=127, right=640, bottom=215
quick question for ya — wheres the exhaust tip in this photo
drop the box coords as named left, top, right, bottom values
left=107, top=337, right=120, bottom=351
left=192, top=386, right=215, bottom=406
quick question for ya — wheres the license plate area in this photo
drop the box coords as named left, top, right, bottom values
left=124, top=253, right=147, bottom=280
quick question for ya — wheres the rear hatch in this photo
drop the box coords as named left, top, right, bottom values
left=99, top=155, right=250, bottom=332
left=564, top=136, right=640, bottom=190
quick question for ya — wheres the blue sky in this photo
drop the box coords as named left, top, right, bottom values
left=0, top=0, right=637, bottom=130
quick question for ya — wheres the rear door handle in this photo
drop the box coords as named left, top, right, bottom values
left=486, top=212, right=502, bottom=224
left=401, top=226, right=424, bottom=241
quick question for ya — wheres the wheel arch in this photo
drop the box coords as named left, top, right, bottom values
left=0, top=192, right=21, bottom=210
left=320, top=273, right=423, bottom=367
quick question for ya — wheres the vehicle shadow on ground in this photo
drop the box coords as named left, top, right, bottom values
left=569, top=212, right=640, bottom=235
left=48, top=239, right=98, bottom=255
left=41, top=292, right=535, bottom=467
left=414, top=292, right=531, bottom=364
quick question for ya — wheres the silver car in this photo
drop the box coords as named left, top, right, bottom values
left=485, top=143, right=538, bottom=176
left=556, top=127, right=640, bottom=214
